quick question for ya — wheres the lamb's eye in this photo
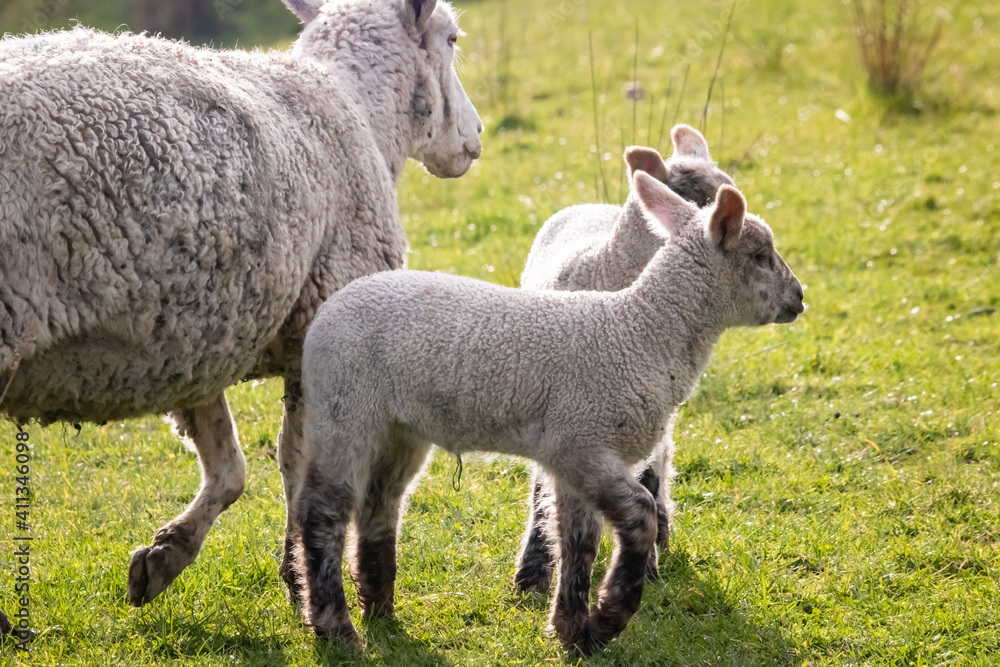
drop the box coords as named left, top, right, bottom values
left=448, top=34, right=458, bottom=47
left=754, top=250, right=770, bottom=266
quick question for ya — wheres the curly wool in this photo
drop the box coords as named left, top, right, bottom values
left=0, top=26, right=407, bottom=423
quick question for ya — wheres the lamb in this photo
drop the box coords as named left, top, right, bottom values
left=515, top=125, right=734, bottom=593
left=293, top=174, right=804, bottom=653
left=0, top=0, right=482, bottom=618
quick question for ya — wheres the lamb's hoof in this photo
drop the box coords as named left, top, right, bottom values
left=569, top=619, right=612, bottom=657
left=0, top=610, right=12, bottom=636
left=513, top=564, right=553, bottom=595
left=644, top=546, right=661, bottom=582
left=127, top=539, right=192, bottom=607
left=316, top=621, right=363, bottom=650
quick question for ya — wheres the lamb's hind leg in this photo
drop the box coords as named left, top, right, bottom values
left=513, top=465, right=557, bottom=594
left=351, top=427, right=432, bottom=620
left=127, top=393, right=245, bottom=606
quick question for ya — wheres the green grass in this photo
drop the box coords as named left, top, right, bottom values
left=2, top=0, right=999, bottom=664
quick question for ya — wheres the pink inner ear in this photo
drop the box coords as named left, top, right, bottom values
left=626, top=149, right=668, bottom=182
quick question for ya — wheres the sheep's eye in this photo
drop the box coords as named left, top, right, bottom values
left=754, top=250, right=770, bottom=266
left=448, top=34, right=458, bottom=47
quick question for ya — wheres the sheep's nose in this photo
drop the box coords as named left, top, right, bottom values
left=795, top=284, right=804, bottom=302
left=465, top=140, right=482, bottom=159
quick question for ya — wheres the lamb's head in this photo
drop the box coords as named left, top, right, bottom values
left=624, top=125, right=734, bottom=208
left=634, top=171, right=804, bottom=327
left=284, top=0, right=482, bottom=178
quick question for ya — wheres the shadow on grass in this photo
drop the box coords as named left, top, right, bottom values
left=516, top=548, right=799, bottom=666
left=314, top=616, right=453, bottom=667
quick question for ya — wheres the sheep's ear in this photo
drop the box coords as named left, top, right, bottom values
left=671, top=124, right=711, bottom=161
left=624, top=146, right=669, bottom=183
left=404, top=0, right=437, bottom=33
left=634, top=170, right=694, bottom=238
left=707, top=185, right=746, bottom=252
left=282, top=0, right=324, bottom=24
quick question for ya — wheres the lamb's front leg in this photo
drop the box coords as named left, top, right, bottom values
left=128, top=392, right=245, bottom=606
left=277, top=373, right=306, bottom=602
left=547, top=483, right=602, bottom=649
left=558, top=458, right=657, bottom=655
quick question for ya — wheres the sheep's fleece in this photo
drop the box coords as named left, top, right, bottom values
left=0, top=27, right=405, bottom=420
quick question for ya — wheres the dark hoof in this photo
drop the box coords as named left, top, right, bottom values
left=513, top=563, right=553, bottom=595
left=316, top=621, right=363, bottom=649
left=127, top=540, right=189, bottom=607
left=570, top=618, right=612, bottom=656
left=644, top=546, right=661, bottom=581
left=0, top=610, right=11, bottom=636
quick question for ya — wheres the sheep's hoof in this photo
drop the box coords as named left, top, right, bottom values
left=127, top=538, right=192, bottom=606
left=0, top=610, right=12, bottom=636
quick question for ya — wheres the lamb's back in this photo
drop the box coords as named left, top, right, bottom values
left=520, top=203, right=620, bottom=290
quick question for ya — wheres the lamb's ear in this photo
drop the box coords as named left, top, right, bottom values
left=404, top=0, right=437, bottom=34
left=634, top=170, right=695, bottom=238
left=707, top=185, right=746, bottom=252
left=671, top=124, right=711, bottom=161
left=282, top=0, right=324, bottom=24
left=624, top=146, right=669, bottom=183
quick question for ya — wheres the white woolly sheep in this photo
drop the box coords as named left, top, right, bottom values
left=515, top=125, right=734, bottom=594
left=0, top=0, right=482, bottom=616
left=293, top=175, right=803, bottom=653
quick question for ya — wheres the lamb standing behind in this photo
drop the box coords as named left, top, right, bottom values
left=294, top=175, right=804, bottom=653
left=0, top=0, right=481, bottom=614
left=516, top=125, right=735, bottom=593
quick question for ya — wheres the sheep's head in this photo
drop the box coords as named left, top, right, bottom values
left=624, top=125, right=734, bottom=208
left=401, top=0, right=483, bottom=178
left=633, top=171, right=804, bottom=328
left=283, top=0, right=482, bottom=179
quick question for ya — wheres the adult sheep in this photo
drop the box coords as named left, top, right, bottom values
left=0, top=0, right=482, bottom=623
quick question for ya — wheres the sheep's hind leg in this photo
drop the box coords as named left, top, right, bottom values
left=352, top=427, right=432, bottom=620
left=561, top=459, right=657, bottom=655
left=513, top=465, right=557, bottom=594
left=127, top=393, right=246, bottom=606
left=547, top=482, right=602, bottom=650
left=277, top=373, right=306, bottom=603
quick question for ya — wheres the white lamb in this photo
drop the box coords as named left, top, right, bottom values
left=0, top=0, right=481, bottom=617
left=515, top=125, right=734, bottom=593
left=293, top=174, right=804, bottom=653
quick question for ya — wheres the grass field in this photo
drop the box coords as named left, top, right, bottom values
left=2, top=0, right=999, bottom=664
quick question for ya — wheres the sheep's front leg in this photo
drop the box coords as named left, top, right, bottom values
left=352, top=429, right=432, bottom=619
left=127, top=393, right=245, bottom=606
left=277, top=373, right=306, bottom=602
left=514, top=465, right=557, bottom=594
left=547, top=483, right=602, bottom=649
left=555, top=457, right=657, bottom=655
